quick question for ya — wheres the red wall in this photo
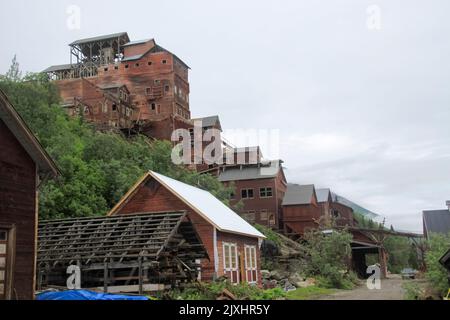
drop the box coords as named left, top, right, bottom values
left=0, top=119, right=37, bottom=299
left=114, top=177, right=261, bottom=284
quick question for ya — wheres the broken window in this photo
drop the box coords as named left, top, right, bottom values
left=259, top=187, right=273, bottom=198
left=241, top=189, right=254, bottom=199
left=260, top=210, right=268, bottom=220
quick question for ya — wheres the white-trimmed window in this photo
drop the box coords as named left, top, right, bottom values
left=259, top=187, right=273, bottom=198
left=244, top=245, right=258, bottom=284
left=223, top=242, right=239, bottom=284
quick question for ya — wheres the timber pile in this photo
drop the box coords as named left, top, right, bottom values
left=37, top=212, right=207, bottom=293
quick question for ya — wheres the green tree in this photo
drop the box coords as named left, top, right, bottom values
left=0, top=63, right=234, bottom=220
left=424, top=233, right=450, bottom=297
left=303, top=229, right=354, bottom=289
left=4, top=55, right=22, bottom=82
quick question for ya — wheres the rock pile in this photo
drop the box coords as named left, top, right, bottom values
left=261, top=269, right=316, bottom=291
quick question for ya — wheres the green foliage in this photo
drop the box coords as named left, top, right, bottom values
left=167, top=280, right=286, bottom=300
left=0, top=72, right=234, bottom=219
left=285, top=286, right=335, bottom=300
left=254, top=224, right=282, bottom=245
left=424, top=233, right=450, bottom=297
left=384, top=236, right=419, bottom=273
left=402, top=282, right=425, bottom=300
left=303, top=229, right=355, bottom=289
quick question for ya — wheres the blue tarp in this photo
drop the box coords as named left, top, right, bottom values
left=36, top=290, right=149, bottom=300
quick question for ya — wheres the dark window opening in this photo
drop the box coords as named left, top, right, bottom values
left=151, top=103, right=156, bottom=110
left=114, top=66, right=118, bottom=70
left=104, top=68, right=108, bottom=72
left=241, top=189, right=254, bottom=199
left=260, top=187, right=273, bottom=198
left=165, top=85, right=170, bottom=92
left=112, top=104, right=117, bottom=111
left=162, top=59, right=167, bottom=64
left=135, top=63, right=140, bottom=67
left=125, top=64, right=129, bottom=69
left=148, top=61, right=152, bottom=66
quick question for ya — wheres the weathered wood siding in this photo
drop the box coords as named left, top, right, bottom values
left=115, top=177, right=261, bottom=283
left=0, top=119, right=37, bottom=300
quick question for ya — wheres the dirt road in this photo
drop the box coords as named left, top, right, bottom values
left=318, top=275, right=420, bottom=300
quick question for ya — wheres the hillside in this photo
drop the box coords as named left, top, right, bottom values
left=0, top=74, right=234, bottom=219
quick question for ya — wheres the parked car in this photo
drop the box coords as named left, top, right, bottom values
left=401, top=268, right=418, bottom=279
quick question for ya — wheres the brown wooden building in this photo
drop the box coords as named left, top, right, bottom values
left=43, top=32, right=192, bottom=139
left=108, top=171, right=265, bottom=285
left=281, top=184, right=322, bottom=235
left=0, top=89, right=60, bottom=299
left=218, top=160, right=287, bottom=229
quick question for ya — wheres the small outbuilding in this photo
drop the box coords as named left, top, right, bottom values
left=0, top=89, right=60, bottom=299
left=108, top=171, right=265, bottom=285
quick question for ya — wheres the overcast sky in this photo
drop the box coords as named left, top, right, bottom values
left=1, top=0, right=449, bottom=232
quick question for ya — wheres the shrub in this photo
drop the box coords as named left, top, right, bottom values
left=303, top=229, right=354, bottom=289
left=424, top=233, right=450, bottom=297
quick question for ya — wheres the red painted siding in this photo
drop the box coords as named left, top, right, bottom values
left=0, top=119, right=37, bottom=300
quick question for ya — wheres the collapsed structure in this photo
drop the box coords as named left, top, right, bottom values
left=37, top=212, right=206, bottom=293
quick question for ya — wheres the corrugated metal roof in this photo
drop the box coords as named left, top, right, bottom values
left=218, top=161, right=281, bottom=182
left=191, top=115, right=221, bottom=130
left=70, top=32, right=129, bottom=46
left=332, top=193, right=379, bottom=218
left=282, top=184, right=315, bottom=206
left=316, top=188, right=331, bottom=203
left=123, top=39, right=153, bottom=47
left=423, top=209, right=450, bottom=235
left=42, top=64, right=74, bottom=73
left=121, top=54, right=145, bottom=62
left=151, top=171, right=265, bottom=239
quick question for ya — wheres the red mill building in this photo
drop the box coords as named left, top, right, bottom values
left=43, top=32, right=194, bottom=139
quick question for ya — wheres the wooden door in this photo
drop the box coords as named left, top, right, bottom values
left=0, top=229, right=8, bottom=299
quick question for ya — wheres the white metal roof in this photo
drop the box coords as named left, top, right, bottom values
left=151, top=171, right=265, bottom=239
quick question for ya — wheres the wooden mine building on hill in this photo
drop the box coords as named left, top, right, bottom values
left=43, top=32, right=218, bottom=144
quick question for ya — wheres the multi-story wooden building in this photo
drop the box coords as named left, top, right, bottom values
left=43, top=32, right=192, bottom=138
left=218, top=160, right=287, bottom=229
left=281, top=184, right=322, bottom=235
left=0, top=89, right=60, bottom=299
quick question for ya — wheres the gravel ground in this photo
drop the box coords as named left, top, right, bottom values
left=318, top=275, right=422, bottom=300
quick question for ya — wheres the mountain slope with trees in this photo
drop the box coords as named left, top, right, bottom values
left=0, top=67, right=233, bottom=219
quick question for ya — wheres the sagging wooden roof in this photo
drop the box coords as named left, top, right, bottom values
left=37, top=211, right=206, bottom=269
left=0, top=88, right=60, bottom=177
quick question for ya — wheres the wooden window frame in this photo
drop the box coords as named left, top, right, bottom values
left=259, top=187, right=273, bottom=198
left=241, top=188, right=254, bottom=199
left=244, top=245, right=258, bottom=284
left=222, top=242, right=239, bottom=284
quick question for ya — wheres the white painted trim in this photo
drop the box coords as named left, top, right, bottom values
left=213, top=228, right=219, bottom=277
